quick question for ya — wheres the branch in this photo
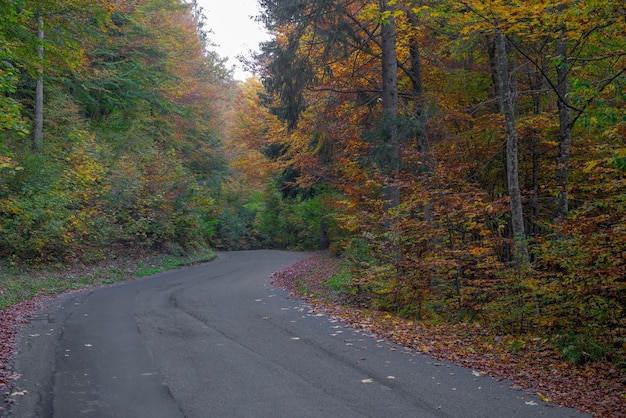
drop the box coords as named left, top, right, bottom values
left=571, top=66, right=626, bottom=127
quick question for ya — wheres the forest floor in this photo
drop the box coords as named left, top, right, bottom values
left=270, top=252, right=626, bottom=418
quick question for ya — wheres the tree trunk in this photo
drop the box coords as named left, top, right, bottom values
left=405, top=10, right=433, bottom=222
left=380, top=0, right=400, bottom=211
left=529, top=69, right=543, bottom=223
left=406, top=11, right=429, bottom=165
left=33, top=12, right=44, bottom=151
left=319, top=216, right=329, bottom=250
left=494, top=30, right=528, bottom=262
left=554, top=31, right=572, bottom=223
left=487, top=37, right=501, bottom=113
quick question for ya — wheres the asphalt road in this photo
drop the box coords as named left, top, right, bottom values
left=9, top=250, right=588, bottom=417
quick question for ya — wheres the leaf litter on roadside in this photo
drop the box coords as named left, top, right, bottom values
left=270, top=252, right=626, bottom=417
left=0, top=297, right=50, bottom=411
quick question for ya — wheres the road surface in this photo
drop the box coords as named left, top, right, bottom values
left=9, top=250, right=588, bottom=417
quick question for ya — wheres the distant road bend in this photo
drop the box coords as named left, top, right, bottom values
left=10, top=250, right=588, bottom=417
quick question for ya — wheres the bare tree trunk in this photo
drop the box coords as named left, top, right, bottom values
left=33, top=12, right=44, bottom=151
left=487, top=37, right=501, bottom=113
left=554, top=30, right=572, bottom=223
left=406, top=11, right=429, bottom=165
left=380, top=0, right=400, bottom=211
left=405, top=10, right=433, bottom=223
left=494, top=30, right=528, bottom=262
left=319, top=216, right=329, bottom=250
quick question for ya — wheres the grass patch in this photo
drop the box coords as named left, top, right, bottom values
left=0, top=249, right=216, bottom=310
left=324, top=266, right=354, bottom=294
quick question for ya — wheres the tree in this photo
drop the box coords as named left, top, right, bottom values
left=380, top=0, right=400, bottom=212
left=249, top=0, right=626, bottom=355
left=494, top=29, right=528, bottom=261
left=33, top=11, right=43, bottom=151
left=1, top=0, right=230, bottom=262
left=12, top=0, right=115, bottom=150
left=554, top=28, right=571, bottom=223
left=459, top=0, right=626, bottom=222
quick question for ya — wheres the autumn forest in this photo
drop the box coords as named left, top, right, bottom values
left=1, top=0, right=625, bottom=391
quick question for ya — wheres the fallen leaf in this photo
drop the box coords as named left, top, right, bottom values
left=537, top=393, right=550, bottom=402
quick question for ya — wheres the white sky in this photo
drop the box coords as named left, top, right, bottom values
left=196, top=0, right=271, bottom=80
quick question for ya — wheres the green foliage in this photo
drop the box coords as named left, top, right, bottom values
left=324, top=267, right=353, bottom=293
left=0, top=0, right=229, bottom=265
left=215, top=202, right=265, bottom=250
left=613, top=148, right=626, bottom=171
left=214, top=175, right=331, bottom=251
left=0, top=154, right=70, bottom=261
left=322, top=238, right=380, bottom=304
left=556, top=334, right=612, bottom=365
left=256, top=181, right=325, bottom=250
left=0, top=61, right=27, bottom=135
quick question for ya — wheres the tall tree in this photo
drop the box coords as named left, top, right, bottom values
left=18, top=0, right=114, bottom=150
left=554, top=28, right=571, bottom=223
left=463, top=0, right=626, bottom=222
left=33, top=11, right=44, bottom=151
left=494, top=30, right=527, bottom=261
left=404, top=9, right=429, bottom=163
left=380, top=0, right=400, bottom=211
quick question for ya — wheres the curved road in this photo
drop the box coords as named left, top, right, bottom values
left=10, top=250, right=587, bottom=417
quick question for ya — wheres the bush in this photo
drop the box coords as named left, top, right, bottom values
left=556, top=334, right=612, bottom=365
